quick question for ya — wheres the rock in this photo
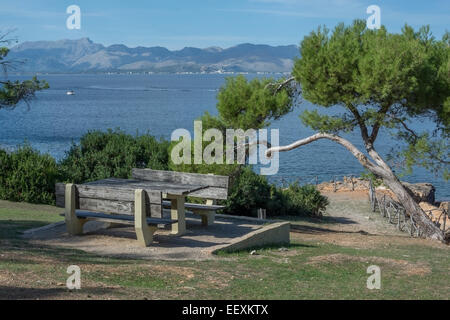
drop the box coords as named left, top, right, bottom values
left=318, top=178, right=437, bottom=205
left=419, top=201, right=437, bottom=213
left=402, top=182, right=435, bottom=204
left=419, top=202, right=449, bottom=227
left=439, top=201, right=449, bottom=211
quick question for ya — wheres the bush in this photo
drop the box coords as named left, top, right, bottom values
left=223, top=166, right=272, bottom=216
left=0, top=145, right=58, bottom=204
left=275, top=183, right=329, bottom=217
left=59, top=129, right=170, bottom=183
left=223, top=167, right=329, bottom=217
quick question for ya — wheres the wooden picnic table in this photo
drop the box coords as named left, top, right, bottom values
left=83, top=178, right=208, bottom=235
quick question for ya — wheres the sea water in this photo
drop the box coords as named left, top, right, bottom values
left=0, top=74, right=448, bottom=200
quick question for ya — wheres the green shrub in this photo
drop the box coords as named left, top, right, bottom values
left=223, top=167, right=329, bottom=217
left=275, top=183, right=329, bottom=217
left=0, top=145, right=58, bottom=204
left=59, top=129, right=170, bottom=183
left=223, top=166, right=272, bottom=216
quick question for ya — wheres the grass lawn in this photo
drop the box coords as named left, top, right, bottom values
left=0, top=199, right=449, bottom=300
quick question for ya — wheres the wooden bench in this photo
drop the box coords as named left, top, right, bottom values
left=62, top=183, right=176, bottom=247
left=132, top=169, right=229, bottom=226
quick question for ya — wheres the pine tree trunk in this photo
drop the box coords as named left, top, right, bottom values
left=379, top=173, right=445, bottom=241
left=365, top=148, right=445, bottom=242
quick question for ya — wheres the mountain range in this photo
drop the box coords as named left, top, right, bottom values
left=9, top=38, right=299, bottom=73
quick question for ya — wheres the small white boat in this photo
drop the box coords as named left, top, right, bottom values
left=66, top=90, right=75, bottom=95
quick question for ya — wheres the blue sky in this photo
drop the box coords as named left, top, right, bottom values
left=1, top=0, right=449, bottom=49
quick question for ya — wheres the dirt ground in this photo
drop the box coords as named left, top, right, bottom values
left=1, top=192, right=448, bottom=300
left=24, top=190, right=448, bottom=259
left=290, top=191, right=448, bottom=250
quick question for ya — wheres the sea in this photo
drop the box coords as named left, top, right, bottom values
left=0, top=74, right=448, bottom=200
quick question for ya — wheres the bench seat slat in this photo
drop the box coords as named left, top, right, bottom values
left=162, top=200, right=225, bottom=211
left=75, top=211, right=176, bottom=225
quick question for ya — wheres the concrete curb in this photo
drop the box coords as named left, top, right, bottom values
left=215, top=213, right=284, bottom=224
left=211, top=221, right=291, bottom=253
left=22, top=221, right=66, bottom=235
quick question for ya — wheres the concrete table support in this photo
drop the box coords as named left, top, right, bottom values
left=134, top=189, right=158, bottom=247
left=168, top=195, right=186, bottom=235
left=65, top=184, right=87, bottom=235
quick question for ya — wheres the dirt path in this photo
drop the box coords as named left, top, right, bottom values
left=294, top=191, right=405, bottom=235
left=321, top=191, right=405, bottom=235
left=290, top=191, right=445, bottom=249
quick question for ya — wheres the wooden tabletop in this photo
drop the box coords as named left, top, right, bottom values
left=84, top=178, right=207, bottom=196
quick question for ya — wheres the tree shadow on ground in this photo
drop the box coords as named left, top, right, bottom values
left=1, top=238, right=138, bottom=266
left=290, top=225, right=372, bottom=236
left=0, top=285, right=118, bottom=300
left=274, top=215, right=358, bottom=225
left=0, top=220, right=54, bottom=240
left=215, top=242, right=318, bottom=255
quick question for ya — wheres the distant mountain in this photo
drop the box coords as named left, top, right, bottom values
left=9, top=38, right=299, bottom=73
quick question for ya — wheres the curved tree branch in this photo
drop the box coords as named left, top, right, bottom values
left=264, top=132, right=445, bottom=242
left=265, top=132, right=383, bottom=175
left=265, top=76, right=296, bottom=94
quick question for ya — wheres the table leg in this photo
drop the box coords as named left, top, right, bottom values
left=170, top=196, right=186, bottom=235
left=65, top=184, right=86, bottom=235
left=201, top=199, right=216, bottom=226
left=135, top=189, right=157, bottom=247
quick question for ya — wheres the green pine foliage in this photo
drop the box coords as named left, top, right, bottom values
left=294, top=20, right=449, bottom=180
left=0, top=43, right=48, bottom=109
left=201, top=75, right=295, bottom=131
